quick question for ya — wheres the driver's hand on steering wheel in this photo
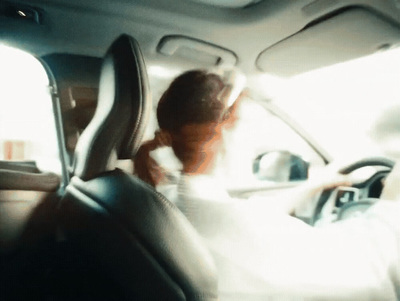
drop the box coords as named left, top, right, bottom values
left=275, top=166, right=352, bottom=215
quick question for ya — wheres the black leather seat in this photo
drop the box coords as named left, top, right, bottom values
left=58, top=35, right=218, bottom=301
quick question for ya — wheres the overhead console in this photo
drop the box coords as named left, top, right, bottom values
left=256, top=7, right=400, bottom=76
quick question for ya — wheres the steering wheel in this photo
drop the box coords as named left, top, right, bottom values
left=311, top=157, right=395, bottom=225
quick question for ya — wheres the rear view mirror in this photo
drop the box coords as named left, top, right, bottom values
left=253, top=150, right=309, bottom=182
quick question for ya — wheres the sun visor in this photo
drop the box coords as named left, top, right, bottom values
left=157, top=35, right=237, bottom=67
left=256, top=8, right=400, bottom=77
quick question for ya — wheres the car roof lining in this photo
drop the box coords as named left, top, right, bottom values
left=2, top=0, right=400, bottom=75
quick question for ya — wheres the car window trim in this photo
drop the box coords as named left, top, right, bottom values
left=41, top=58, right=70, bottom=190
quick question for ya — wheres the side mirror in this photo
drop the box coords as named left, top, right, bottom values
left=253, top=151, right=309, bottom=182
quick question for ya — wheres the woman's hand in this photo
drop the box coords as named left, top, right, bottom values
left=222, top=89, right=248, bottom=129
left=278, top=164, right=352, bottom=215
left=153, top=130, right=171, bottom=148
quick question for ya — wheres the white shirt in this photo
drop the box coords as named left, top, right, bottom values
left=159, top=174, right=400, bottom=301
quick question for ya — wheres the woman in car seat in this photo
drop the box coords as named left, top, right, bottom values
left=134, top=70, right=400, bottom=301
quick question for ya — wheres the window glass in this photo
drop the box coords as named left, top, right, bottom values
left=217, top=98, right=325, bottom=188
left=0, top=45, right=60, bottom=173
left=272, top=47, right=400, bottom=162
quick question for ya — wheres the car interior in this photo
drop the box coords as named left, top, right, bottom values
left=1, top=0, right=400, bottom=300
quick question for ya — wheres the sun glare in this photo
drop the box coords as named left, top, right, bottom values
left=0, top=44, right=60, bottom=173
left=272, top=47, right=400, bottom=161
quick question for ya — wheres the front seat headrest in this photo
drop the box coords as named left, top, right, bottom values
left=73, top=34, right=150, bottom=180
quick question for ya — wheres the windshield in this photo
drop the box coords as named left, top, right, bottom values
left=269, top=47, right=400, bottom=162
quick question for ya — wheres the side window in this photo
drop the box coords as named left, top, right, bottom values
left=219, top=98, right=325, bottom=188
left=0, top=46, right=61, bottom=174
